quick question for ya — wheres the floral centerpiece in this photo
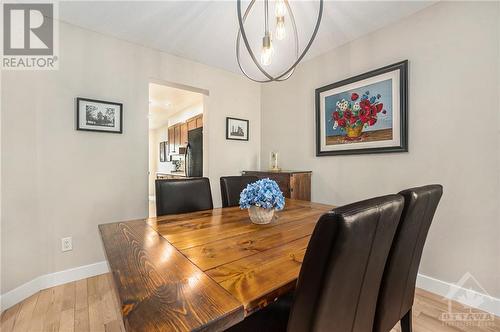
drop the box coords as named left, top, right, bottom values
left=332, top=91, right=386, bottom=140
left=239, top=178, right=285, bottom=224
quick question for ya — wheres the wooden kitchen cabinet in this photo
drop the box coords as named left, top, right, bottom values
left=168, top=127, right=175, bottom=154
left=187, top=118, right=197, bottom=131
left=196, top=115, right=203, bottom=128
left=174, top=125, right=181, bottom=151
left=180, top=123, right=188, bottom=146
left=168, top=115, right=203, bottom=156
left=187, top=114, right=203, bottom=131
left=241, top=170, right=312, bottom=201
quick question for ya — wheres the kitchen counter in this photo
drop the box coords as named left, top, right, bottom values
left=156, top=171, right=187, bottom=179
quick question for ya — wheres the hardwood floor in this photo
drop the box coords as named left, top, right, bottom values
left=1, top=274, right=125, bottom=332
left=1, top=273, right=499, bottom=332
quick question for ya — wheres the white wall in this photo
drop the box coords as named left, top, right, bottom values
left=261, top=2, right=500, bottom=297
left=152, top=126, right=172, bottom=175
left=1, top=21, right=260, bottom=294
left=167, top=102, right=203, bottom=127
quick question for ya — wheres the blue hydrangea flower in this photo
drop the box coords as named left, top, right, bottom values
left=239, top=178, right=285, bottom=210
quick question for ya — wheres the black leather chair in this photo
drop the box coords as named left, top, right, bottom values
left=155, top=178, right=213, bottom=216
left=373, top=185, right=443, bottom=332
left=226, top=194, right=404, bottom=332
left=220, top=175, right=259, bottom=208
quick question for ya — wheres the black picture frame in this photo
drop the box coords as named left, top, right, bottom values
left=226, top=117, right=249, bottom=141
left=315, top=60, right=408, bottom=156
left=159, top=141, right=167, bottom=162
left=76, top=97, right=123, bottom=134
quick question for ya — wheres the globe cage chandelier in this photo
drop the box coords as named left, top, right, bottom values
left=236, top=0, right=324, bottom=83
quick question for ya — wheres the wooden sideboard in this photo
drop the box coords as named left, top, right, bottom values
left=241, top=170, right=312, bottom=201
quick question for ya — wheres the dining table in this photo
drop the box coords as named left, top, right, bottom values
left=98, top=198, right=334, bottom=331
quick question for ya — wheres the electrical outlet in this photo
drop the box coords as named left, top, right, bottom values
left=61, top=237, right=72, bottom=252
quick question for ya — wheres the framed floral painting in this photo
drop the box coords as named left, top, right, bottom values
left=315, top=61, right=408, bottom=156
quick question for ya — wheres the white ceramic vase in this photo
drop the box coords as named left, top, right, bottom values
left=248, top=206, right=275, bottom=224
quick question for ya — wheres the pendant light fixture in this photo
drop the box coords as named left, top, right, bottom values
left=236, top=0, right=323, bottom=83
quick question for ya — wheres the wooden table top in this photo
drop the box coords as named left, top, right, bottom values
left=99, top=199, right=333, bottom=331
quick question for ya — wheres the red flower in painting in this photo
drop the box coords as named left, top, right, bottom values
left=375, top=103, right=383, bottom=113
left=359, top=108, right=369, bottom=117
left=344, top=110, right=352, bottom=119
left=332, top=112, right=340, bottom=120
left=337, top=118, right=346, bottom=127
left=351, top=93, right=359, bottom=101
left=360, top=99, right=371, bottom=111
left=359, top=109, right=369, bottom=123
left=359, top=114, right=369, bottom=124
left=368, top=118, right=377, bottom=126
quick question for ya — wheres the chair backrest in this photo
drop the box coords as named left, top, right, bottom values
left=373, top=185, right=443, bottom=332
left=155, top=178, right=213, bottom=216
left=220, top=175, right=259, bottom=208
left=288, top=195, right=404, bottom=332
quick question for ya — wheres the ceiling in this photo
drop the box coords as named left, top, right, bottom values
left=149, top=83, right=203, bottom=129
left=59, top=1, right=435, bottom=75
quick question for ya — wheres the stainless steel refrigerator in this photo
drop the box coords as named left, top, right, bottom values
left=185, top=127, right=203, bottom=177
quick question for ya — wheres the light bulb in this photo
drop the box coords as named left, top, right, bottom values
left=261, top=34, right=274, bottom=66
left=275, top=0, right=286, bottom=17
left=275, top=16, right=286, bottom=40
left=261, top=44, right=274, bottom=66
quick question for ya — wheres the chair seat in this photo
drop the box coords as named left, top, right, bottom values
left=225, top=293, right=293, bottom=332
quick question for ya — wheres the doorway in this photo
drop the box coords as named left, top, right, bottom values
left=148, top=81, right=207, bottom=217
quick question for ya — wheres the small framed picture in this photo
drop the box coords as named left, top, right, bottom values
left=76, top=97, right=123, bottom=133
left=159, top=141, right=167, bottom=162
left=226, top=117, right=249, bottom=141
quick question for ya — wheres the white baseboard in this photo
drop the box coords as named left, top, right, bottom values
left=1, top=263, right=498, bottom=318
left=417, top=273, right=500, bottom=317
left=0, top=261, right=109, bottom=312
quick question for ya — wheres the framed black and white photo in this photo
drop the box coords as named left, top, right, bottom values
left=226, top=117, right=249, bottom=141
left=76, top=97, right=123, bottom=133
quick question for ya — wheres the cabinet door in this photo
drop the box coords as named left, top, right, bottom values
left=174, top=125, right=181, bottom=152
left=187, top=119, right=197, bottom=131
left=196, top=115, right=203, bottom=128
left=180, top=123, right=188, bottom=146
left=168, top=127, right=175, bottom=154
left=290, top=173, right=311, bottom=201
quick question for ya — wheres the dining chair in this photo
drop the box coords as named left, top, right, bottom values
left=226, top=194, right=404, bottom=332
left=155, top=177, right=213, bottom=216
left=220, top=175, right=258, bottom=208
left=373, top=185, right=443, bottom=332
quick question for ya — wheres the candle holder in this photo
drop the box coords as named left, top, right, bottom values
left=270, top=151, right=281, bottom=172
